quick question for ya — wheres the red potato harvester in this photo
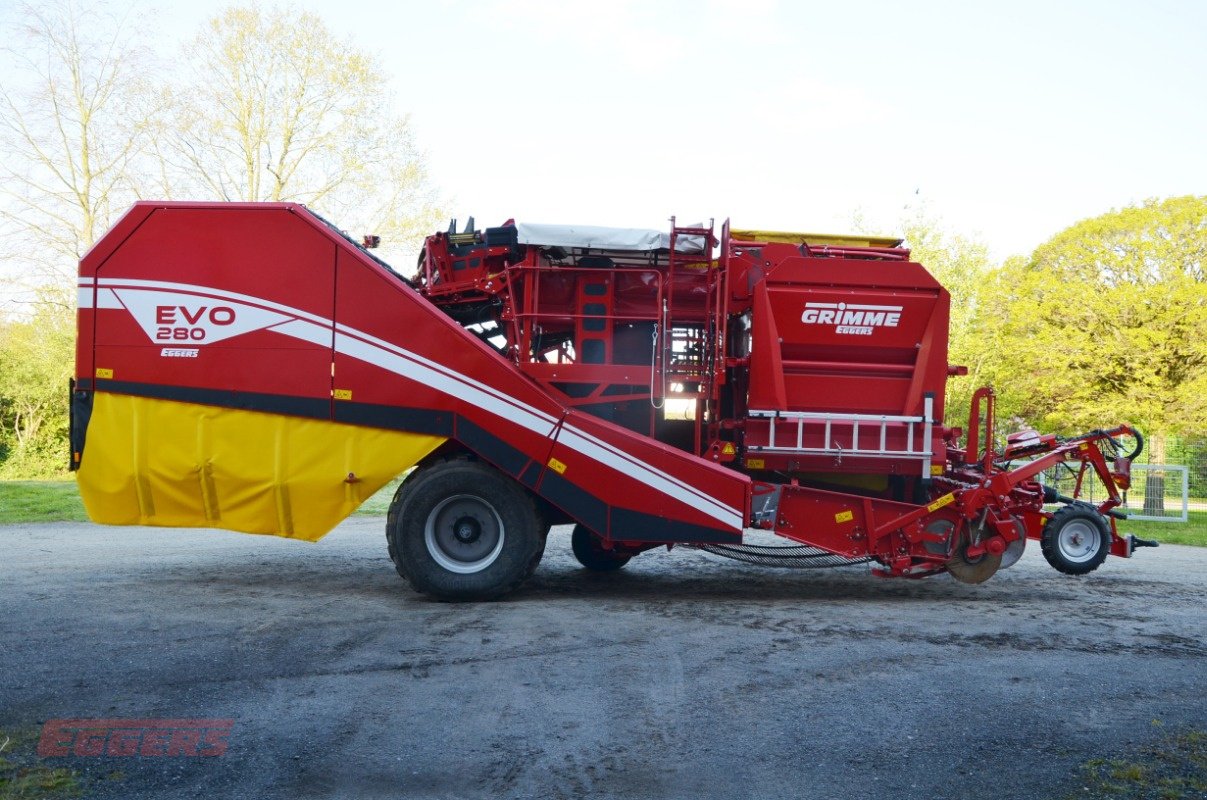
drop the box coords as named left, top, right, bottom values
left=71, top=202, right=1155, bottom=599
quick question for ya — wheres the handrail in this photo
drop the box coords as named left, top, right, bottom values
left=748, top=397, right=936, bottom=477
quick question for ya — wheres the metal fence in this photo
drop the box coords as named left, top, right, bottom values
left=1041, top=460, right=1195, bottom=523
left=1119, top=464, right=1188, bottom=522
left=1167, top=436, right=1207, bottom=504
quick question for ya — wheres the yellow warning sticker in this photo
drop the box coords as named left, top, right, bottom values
left=746, top=458, right=765, bottom=470
left=95, top=368, right=113, bottom=379
left=926, top=493, right=955, bottom=513
left=333, top=389, right=353, bottom=400
left=835, top=510, right=854, bottom=524
left=931, top=464, right=945, bottom=476
left=547, top=457, right=567, bottom=475
left=721, top=442, right=735, bottom=455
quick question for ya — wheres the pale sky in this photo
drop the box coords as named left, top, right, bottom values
left=10, top=0, right=1207, bottom=261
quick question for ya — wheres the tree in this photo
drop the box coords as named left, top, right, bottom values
left=857, top=207, right=995, bottom=427
left=156, top=4, right=442, bottom=260
left=896, top=212, right=994, bottom=427
left=971, top=196, right=1207, bottom=510
left=0, top=296, right=75, bottom=477
left=0, top=0, right=154, bottom=477
left=0, top=0, right=154, bottom=288
left=976, top=196, right=1207, bottom=436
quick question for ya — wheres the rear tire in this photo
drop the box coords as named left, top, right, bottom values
left=570, top=524, right=631, bottom=571
left=387, top=459, right=544, bottom=600
left=1040, top=505, right=1110, bottom=575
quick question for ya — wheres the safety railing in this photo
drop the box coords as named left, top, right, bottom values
left=747, top=396, right=935, bottom=478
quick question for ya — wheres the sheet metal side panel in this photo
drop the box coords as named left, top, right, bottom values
left=88, top=206, right=338, bottom=408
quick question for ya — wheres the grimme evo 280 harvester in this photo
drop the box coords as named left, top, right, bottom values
left=71, top=202, right=1155, bottom=599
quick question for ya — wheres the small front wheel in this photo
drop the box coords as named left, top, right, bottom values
left=570, top=525, right=631, bottom=572
left=1040, top=505, right=1111, bottom=575
left=387, top=459, right=545, bottom=600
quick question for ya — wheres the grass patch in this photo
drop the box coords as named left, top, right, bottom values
left=0, top=476, right=403, bottom=525
left=1066, top=727, right=1206, bottom=799
left=1121, top=510, right=1207, bottom=547
left=354, top=477, right=403, bottom=516
left=0, top=482, right=87, bottom=524
left=0, top=729, right=82, bottom=800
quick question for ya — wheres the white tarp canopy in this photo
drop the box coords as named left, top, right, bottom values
left=514, top=223, right=706, bottom=254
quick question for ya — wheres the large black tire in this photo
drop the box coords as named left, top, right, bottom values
left=386, top=459, right=545, bottom=600
left=385, top=469, right=423, bottom=581
left=570, top=524, right=631, bottom=572
left=1040, top=505, right=1111, bottom=575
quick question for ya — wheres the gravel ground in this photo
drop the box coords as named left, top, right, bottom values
left=1, top=519, right=1205, bottom=799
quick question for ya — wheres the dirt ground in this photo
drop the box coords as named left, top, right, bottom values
left=2, top=518, right=1204, bottom=799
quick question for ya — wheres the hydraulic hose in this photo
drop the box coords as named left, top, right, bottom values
left=1125, top=428, right=1144, bottom=461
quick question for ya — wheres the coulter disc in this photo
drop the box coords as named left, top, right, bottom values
left=946, top=538, right=1002, bottom=584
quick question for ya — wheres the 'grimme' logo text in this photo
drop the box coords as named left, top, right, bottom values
left=801, top=302, right=903, bottom=336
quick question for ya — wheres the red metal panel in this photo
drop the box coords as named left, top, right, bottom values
left=543, top=410, right=748, bottom=540
left=746, top=250, right=951, bottom=420
left=77, top=203, right=751, bottom=544
left=775, top=484, right=933, bottom=560
left=94, top=205, right=338, bottom=323
left=330, top=242, right=566, bottom=477
left=85, top=204, right=336, bottom=406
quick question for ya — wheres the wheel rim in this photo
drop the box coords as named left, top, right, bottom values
left=424, top=494, right=505, bottom=574
left=1057, top=520, right=1101, bottom=563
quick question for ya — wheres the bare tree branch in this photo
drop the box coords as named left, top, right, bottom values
left=157, top=4, right=442, bottom=252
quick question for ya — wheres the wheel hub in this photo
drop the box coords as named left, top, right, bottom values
left=453, top=517, right=481, bottom=544
left=946, top=520, right=1002, bottom=584
left=1058, top=520, right=1100, bottom=562
left=424, top=495, right=505, bottom=574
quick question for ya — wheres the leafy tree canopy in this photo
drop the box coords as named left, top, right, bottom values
left=973, top=195, right=1207, bottom=438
